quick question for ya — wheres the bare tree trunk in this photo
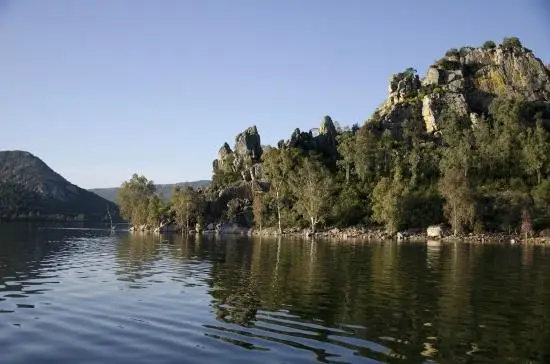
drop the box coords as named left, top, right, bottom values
left=185, top=202, right=189, bottom=234
left=276, top=190, right=282, bottom=235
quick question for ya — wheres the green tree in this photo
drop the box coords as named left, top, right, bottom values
left=522, top=119, right=549, bottom=185
left=372, top=167, right=407, bottom=233
left=439, top=168, right=476, bottom=235
left=502, top=36, right=522, bottom=50
left=117, top=174, right=156, bottom=227
left=290, top=156, right=332, bottom=233
left=262, top=147, right=301, bottom=234
left=532, top=179, right=550, bottom=228
left=482, top=40, right=497, bottom=50
left=252, top=183, right=264, bottom=232
left=171, top=186, right=199, bottom=233
left=336, top=130, right=355, bottom=184
left=147, top=194, right=170, bottom=228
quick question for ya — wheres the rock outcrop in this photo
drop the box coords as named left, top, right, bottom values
left=212, top=126, right=263, bottom=180
left=370, top=38, right=550, bottom=134
left=282, top=116, right=339, bottom=159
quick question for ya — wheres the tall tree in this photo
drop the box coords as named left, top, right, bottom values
left=262, top=147, right=300, bottom=234
left=117, top=174, right=156, bottom=227
left=290, top=155, right=332, bottom=233
left=171, top=186, right=199, bottom=233
left=252, top=183, right=264, bottom=233
left=371, top=166, right=407, bottom=233
left=522, top=118, right=549, bottom=185
left=439, top=168, right=476, bottom=235
left=336, top=129, right=356, bottom=184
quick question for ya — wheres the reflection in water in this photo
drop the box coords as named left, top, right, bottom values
left=1, top=224, right=550, bottom=363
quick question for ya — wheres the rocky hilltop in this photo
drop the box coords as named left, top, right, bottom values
left=0, top=150, right=118, bottom=221
left=373, top=38, right=550, bottom=134
left=201, top=37, right=550, bottom=236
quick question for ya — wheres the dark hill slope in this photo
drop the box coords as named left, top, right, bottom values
left=0, top=150, right=118, bottom=221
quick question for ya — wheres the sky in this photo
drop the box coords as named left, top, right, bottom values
left=0, top=0, right=549, bottom=189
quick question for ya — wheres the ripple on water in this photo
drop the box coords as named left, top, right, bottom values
left=1, top=229, right=550, bottom=363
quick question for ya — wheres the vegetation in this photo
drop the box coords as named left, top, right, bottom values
left=502, top=36, right=523, bottom=51
left=114, top=37, right=550, bottom=238
left=482, top=40, right=497, bottom=50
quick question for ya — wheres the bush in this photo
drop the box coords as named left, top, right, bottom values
left=445, top=48, right=459, bottom=58
left=482, top=40, right=497, bottom=50
left=459, top=46, right=474, bottom=56
left=435, top=58, right=461, bottom=70
left=502, top=37, right=523, bottom=50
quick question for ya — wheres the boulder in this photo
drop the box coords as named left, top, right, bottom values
left=427, top=225, right=446, bottom=238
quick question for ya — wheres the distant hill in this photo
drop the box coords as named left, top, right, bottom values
left=89, top=180, right=211, bottom=203
left=0, top=150, right=118, bottom=221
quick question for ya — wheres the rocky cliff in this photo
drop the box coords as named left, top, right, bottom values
left=0, top=150, right=118, bottom=221
left=371, top=38, right=550, bottom=134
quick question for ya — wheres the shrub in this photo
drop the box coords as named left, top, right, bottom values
left=459, top=46, right=474, bottom=57
left=435, top=58, right=461, bottom=70
left=482, top=40, right=497, bottom=50
left=502, top=37, right=523, bottom=50
left=445, top=48, right=459, bottom=58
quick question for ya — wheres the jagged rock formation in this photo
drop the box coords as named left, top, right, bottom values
left=371, top=39, right=550, bottom=134
left=213, top=126, right=263, bottom=181
left=0, top=150, right=118, bottom=221
left=281, top=116, right=339, bottom=159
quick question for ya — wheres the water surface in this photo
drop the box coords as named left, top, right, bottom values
left=1, top=223, right=550, bottom=363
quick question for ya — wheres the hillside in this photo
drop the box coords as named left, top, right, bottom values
left=204, top=37, right=550, bottom=234
left=0, top=150, right=118, bottom=221
left=89, top=180, right=211, bottom=203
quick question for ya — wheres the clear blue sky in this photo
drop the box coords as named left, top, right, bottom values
left=1, top=0, right=549, bottom=188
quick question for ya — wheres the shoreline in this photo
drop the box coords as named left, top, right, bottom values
left=107, top=222, right=550, bottom=245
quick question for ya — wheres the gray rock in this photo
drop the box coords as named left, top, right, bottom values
left=422, top=67, right=442, bottom=86
left=316, top=116, right=338, bottom=158
left=234, top=126, right=262, bottom=164
left=422, top=93, right=468, bottom=133
left=388, top=71, right=421, bottom=104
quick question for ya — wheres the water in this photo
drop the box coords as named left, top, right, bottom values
left=1, top=224, right=550, bottom=363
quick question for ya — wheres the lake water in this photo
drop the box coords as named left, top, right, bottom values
left=1, top=224, right=550, bottom=363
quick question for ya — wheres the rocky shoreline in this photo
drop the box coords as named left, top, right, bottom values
left=127, top=222, right=550, bottom=245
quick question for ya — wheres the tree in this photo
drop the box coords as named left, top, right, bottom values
left=482, top=40, right=497, bottom=50
left=147, top=194, right=171, bottom=229
left=502, top=37, right=522, bottom=50
left=336, top=129, right=355, bottom=184
left=262, top=147, right=301, bottom=234
left=372, top=167, right=407, bottom=234
left=117, top=174, right=156, bottom=227
left=439, top=168, right=476, bottom=235
left=171, top=186, right=199, bottom=233
left=532, top=179, right=550, bottom=228
left=252, top=183, right=264, bottom=232
left=290, top=156, right=332, bottom=234
left=522, top=119, right=549, bottom=185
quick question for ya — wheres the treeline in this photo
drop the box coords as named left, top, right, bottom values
left=119, top=97, right=550, bottom=236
